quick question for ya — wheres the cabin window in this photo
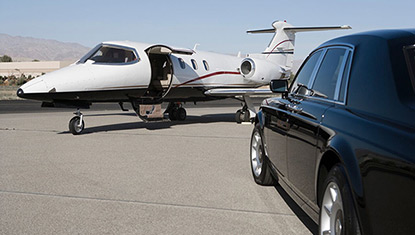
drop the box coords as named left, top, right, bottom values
left=203, top=60, right=209, bottom=71
left=88, top=45, right=137, bottom=64
left=178, top=58, right=186, bottom=69
left=191, top=59, right=198, bottom=70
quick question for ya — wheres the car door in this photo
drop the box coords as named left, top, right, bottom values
left=263, top=50, right=324, bottom=178
left=286, top=47, right=351, bottom=202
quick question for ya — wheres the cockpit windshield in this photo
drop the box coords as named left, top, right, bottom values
left=79, top=45, right=138, bottom=64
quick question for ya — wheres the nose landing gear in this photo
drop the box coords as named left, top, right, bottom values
left=69, top=109, right=85, bottom=135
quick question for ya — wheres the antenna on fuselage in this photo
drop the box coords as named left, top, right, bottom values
left=193, top=43, right=200, bottom=51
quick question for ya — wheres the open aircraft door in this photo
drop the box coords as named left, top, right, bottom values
left=144, top=45, right=194, bottom=100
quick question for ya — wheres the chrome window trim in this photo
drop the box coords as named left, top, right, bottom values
left=334, top=50, right=351, bottom=100
left=338, top=48, right=354, bottom=104
left=290, top=44, right=355, bottom=106
left=307, top=48, right=327, bottom=88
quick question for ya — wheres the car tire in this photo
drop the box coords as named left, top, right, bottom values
left=319, top=164, right=361, bottom=235
left=250, top=124, right=274, bottom=186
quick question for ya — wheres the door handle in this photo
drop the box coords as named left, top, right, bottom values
left=287, top=104, right=303, bottom=113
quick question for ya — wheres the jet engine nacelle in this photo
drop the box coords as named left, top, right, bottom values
left=239, top=58, right=283, bottom=83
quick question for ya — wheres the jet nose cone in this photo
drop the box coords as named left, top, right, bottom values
left=16, top=88, right=25, bottom=98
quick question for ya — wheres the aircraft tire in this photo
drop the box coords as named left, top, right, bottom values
left=69, top=116, right=85, bottom=135
left=235, top=110, right=243, bottom=123
left=177, top=108, right=187, bottom=121
left=169, top=109, right=178, bottom=121
left=235, top=109, right=250, bottom=123
left=243, top=111, right=250, bottom=122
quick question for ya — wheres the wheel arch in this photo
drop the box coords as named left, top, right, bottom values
left=315, top=136, right=363, bottom=207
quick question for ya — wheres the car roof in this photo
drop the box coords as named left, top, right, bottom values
left=319, top=29, right=415, bottom=48
left=309, top=29, right=415, bottom=129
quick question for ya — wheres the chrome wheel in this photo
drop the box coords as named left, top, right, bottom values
left=320, top=182, right=344, bottom=235
left=251, top=131, right=263, bottom=177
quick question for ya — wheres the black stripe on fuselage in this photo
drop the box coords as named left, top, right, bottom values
left=17, top=86, right=243, bottom=105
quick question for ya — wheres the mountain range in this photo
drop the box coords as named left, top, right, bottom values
left=0, top=33, right=91, bottom=62
left=0, top=33, right=303, bottom=73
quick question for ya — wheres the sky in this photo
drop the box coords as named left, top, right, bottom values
left=1, top=0, right=415, bottom=60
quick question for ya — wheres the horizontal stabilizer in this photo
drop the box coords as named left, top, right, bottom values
left=284, top=25, right=351, bottom=32
left=247, top=29, right=275, bottom=34
left=205, top=88, right=273, bottom=97
left=247, top=25, right=351, bottom=34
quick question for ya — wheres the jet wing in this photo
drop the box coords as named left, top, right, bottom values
left=204, top=88, right=273, bottom=97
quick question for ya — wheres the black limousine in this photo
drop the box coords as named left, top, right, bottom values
left=250, top=29, right=415, bottom=235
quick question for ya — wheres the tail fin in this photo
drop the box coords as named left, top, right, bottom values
left=248, top=21, right=351, bottom=69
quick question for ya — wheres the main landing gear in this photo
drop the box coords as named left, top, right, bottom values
left=235, top=104, right=251, bottom=123
left=235, top=95, right=256, bottom=123
left=166, top=102, right=187, bottom=121
left=131, top=100, right=187, bottom=122
left=69, top=109, right=85, bottom=135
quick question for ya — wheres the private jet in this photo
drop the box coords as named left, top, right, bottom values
left=17, top=20, right=350, bottom=134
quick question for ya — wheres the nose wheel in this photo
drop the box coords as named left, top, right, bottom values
left=69, top=109, right=85, bottom=135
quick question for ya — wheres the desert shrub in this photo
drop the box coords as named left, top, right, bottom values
left=16, top=75, right=27, bottom=86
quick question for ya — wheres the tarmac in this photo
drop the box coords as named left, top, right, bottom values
left=0, top=100, right=315, bottom=234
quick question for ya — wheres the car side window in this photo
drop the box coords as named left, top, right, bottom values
left=311, top=48, right=347, bottom=100
left=291, top=50, right=323, bottom=95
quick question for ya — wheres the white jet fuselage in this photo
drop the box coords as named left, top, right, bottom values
left=18, top=40, right=281, bottom=104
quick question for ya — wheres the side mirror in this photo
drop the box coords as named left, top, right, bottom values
left=270, top=79, right=288, bottom=94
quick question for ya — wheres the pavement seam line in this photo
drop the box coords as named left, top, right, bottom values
left=0, top=190, right=296, bottom=217
left=0, top=128, right=249, bottom=139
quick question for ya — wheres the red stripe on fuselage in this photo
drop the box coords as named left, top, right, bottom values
left=174, top=71, right=240, bottom=88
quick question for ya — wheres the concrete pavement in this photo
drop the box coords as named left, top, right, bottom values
left=0, top=106, right=315, bottom=234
